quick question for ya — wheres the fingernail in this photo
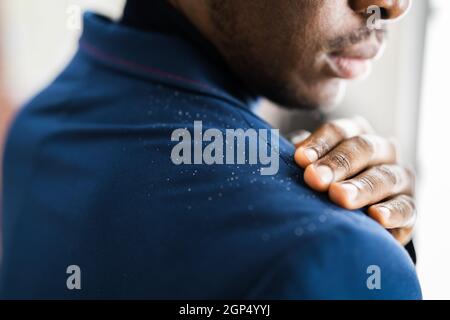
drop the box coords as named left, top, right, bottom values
left=340, top=183, right=358, bottom=202
left=316, top=165, right=334, bottom=185
left=377, top=207, right=391, bottom=221
left=303, top=148, right=318, bottom=163
left=291, top=131, right=311, bottom=145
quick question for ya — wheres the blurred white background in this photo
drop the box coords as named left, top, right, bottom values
left=417, top=0, right=450, bottom=300
left=0, top=0, right=448, bottom=299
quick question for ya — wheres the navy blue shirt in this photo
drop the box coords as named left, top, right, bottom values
left=0, top=8, right=421, bottom=299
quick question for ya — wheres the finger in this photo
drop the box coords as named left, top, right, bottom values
left=368, top=195, right=417, bottom=229
left=294, top=116, right=374, bottom=168
left=389, top=227, right=414, bottom=246
left=287, top=130, right=311, bottom=147
left=304, top=134, right=397, bottom=191
left=328, top=164, right=414, bottom=210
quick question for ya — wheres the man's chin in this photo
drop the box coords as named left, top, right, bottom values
left=267, top=80, right=347, bottom=112
left=317, top=82, right=347, bottom=112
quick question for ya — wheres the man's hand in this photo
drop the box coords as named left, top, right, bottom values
left=291, top=116, right=416, bottom=245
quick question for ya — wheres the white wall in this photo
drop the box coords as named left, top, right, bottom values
left=0, top=0, right=125, bottom=107
left=416, top=0, right=450, bottom=300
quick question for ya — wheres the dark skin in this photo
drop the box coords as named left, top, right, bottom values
left=170, top=0, right=414, bottom=244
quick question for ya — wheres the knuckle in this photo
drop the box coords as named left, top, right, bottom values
left=308, top=142, right=326, bottom=158
left=356, top=173, right=381, bottom=193
left=398, top=195, right=416, bottom=211
left=387, top=197, right=412, bottom=216
left=354, top=165, right=403, bottom=194
left=350, top=135, right=375, bottom=155
left=323, top=122, right=345, bottom=138
left=375, top=165, right=400, bottom=186
left=321, top=135, right=374, bottom=174
left=328, top=149, right=353, bottom=173
left=388, top=195, right=417, bottom=226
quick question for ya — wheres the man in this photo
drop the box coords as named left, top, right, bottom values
left=0, top=0, right=420, bottom=299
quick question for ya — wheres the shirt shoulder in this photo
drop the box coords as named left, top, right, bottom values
left=245, top=212, right=422, bottom=299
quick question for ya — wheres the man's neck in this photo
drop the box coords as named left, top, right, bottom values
left=121, top=0, right=221, bottom=61
left=121, top=0, right=180, bottom=35
left=120, top=0, right=256, bottom=104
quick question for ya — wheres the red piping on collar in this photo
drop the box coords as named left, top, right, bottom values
left=80, top=41, right=220, bottom=94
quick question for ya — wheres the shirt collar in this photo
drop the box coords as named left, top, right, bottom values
left=79, top=12, right=259, bottom=110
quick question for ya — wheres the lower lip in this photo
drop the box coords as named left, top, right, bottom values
left=326, top=55, right=372, bottom=80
